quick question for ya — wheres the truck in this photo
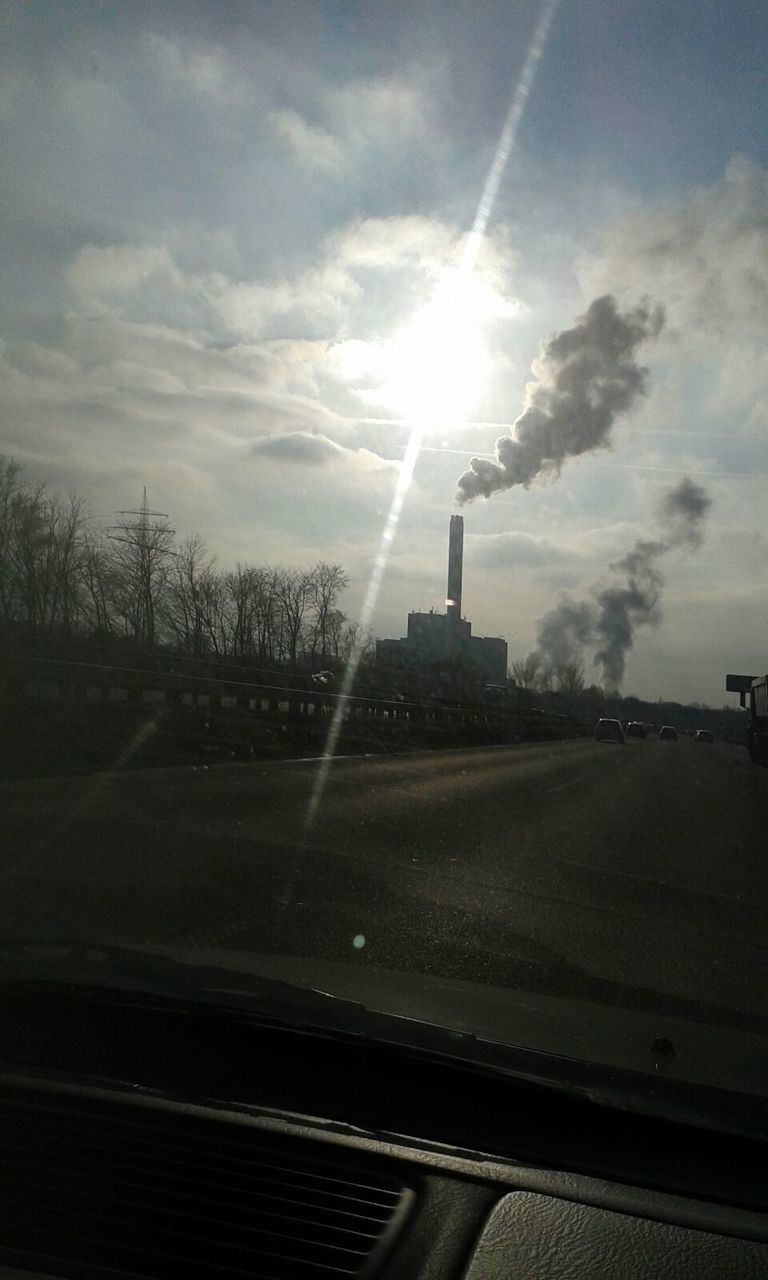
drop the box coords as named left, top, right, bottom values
left=747, top=676, right=768, bottom=764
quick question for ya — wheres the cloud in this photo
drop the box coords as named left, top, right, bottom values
left=0, top=310, right=360, bottom=510
left=0, top=310, right=325, bottom=405
left=60, top=209, right=517, bottom=364
left=269, top=109, right=342, bottom=171
left=66, top=242, right=183, bottom=300
left=251, top=431, right=346, bottom=465
left=583, top=155, right=768, bottom=335
left=65, top=243, right=224, bottom=332
left=250, top=430, right=396, bottom=473
left=467, top=531, right=577, bottom=569
left=62, top=240, right=354, bottom=339
left=145, top=32, right=235, bottom=104
left=466, top=520, right=652, bottom=573
left=329, top=214, right=513, bottom=292
left=326, top=73, right=434, bottom=147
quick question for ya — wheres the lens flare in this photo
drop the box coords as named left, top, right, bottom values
left=380, top=270, right=493, bottom=425
left=299, top=0, right=560, bottom=851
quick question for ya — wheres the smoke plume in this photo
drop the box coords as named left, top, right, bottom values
left=457, top=294, right=664, bottom=503
left=592, top=541, right=666, bottom=690
left=535, top=599, right=596, bottom=674
left=656, top=474, right=711, bottom=548
left=527, top=477, right=712, bottom=691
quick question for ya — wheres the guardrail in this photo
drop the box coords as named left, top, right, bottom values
left=0, top=653, right=589, bottom=741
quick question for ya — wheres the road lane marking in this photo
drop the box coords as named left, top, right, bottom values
left=280, top=740, right=581, bottom=767
left=548, top=776, right=583, bottom=793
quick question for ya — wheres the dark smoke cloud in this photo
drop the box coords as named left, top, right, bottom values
left=593, top=541, right=666, bottom=690
left=656, top=474, right=712, bottom=548
left=456, top=294, right=664, bottom=503
left=534, top=598, right=597, bottom=673
left=527, top=477, right=712, bottom=691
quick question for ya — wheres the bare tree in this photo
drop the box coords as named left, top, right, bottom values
left=4, top=476, right=49, bottom=630
left=0, top=456, right=24, bottom=624
left=198, top=570, right=230, bottom=656
left=223, top=564, right=258, bottom=658
left=42, top=493, right=88, bottom=634
left=511, top=653, right=541, bottom=689
left=325, top=607, right=347, bottom=662
left=0, top=464, right=89, bottom=636
left=163, top=535, right=215, bottom=655
left=253, top=568, right=280, bottom=663
left=336, top=618, right=375, bottom=667
left=555, top=660, right=585, bottom=698
left=78, top=529, right=118, bottom=640
left=308, top=563, right=349, bottom=665
left=276, top=567, right=314, bottom=668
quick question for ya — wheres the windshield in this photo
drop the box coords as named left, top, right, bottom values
left=2, top=0, right=768, bottom=1116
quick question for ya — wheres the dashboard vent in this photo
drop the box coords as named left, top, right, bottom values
left=0, top=1086, right=410, bottom=1279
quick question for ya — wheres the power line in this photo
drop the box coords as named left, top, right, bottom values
left=106, top=488, right=176, bottom=645
left=108, top=486, right=175, bottom=548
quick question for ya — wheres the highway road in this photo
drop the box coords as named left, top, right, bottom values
left=2, top=734, right=768, bottom=1032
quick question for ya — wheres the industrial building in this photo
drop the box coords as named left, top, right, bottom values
left=376, top=515, right=508, bottom=685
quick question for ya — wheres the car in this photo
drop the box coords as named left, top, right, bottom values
left=311, top=670, right=335, bottom=686
left=659, top=725, right=678, bottom=741
left=625, top=721, right=647, bottom=739
left=594, top=717, right=624, bottom=743
left=694, top=729, right=714, bottom=743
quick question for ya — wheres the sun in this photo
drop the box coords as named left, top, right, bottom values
left=378, top=269, right=493, bottom=426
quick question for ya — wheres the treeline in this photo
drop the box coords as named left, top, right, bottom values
left=511, top=651, right=744, bottom=738
left=511, top=654, right=587, bottom=698
left=0, top=457, right=369, bottom=668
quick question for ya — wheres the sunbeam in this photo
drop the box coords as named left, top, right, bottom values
left=303, top=0, right=559, bottom=841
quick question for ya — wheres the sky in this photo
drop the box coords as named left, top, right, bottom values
left=2, top=0, right=768, bottom=705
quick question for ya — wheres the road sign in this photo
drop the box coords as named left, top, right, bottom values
left=726, top=674, right=755, bottom=693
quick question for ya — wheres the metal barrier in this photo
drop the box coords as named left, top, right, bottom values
left=0, top=653, right=588, bottom=741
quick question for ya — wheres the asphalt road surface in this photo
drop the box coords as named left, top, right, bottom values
left=2, top=734, right=768, bottom=1031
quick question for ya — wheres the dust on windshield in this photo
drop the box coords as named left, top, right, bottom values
left=2, top=0, right=768, bottom=1087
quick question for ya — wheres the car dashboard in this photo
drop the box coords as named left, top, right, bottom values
left=0, top=983, right=767, bottom=1279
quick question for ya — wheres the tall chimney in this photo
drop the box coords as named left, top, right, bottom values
left=446, top=514, right=464, bottom=622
